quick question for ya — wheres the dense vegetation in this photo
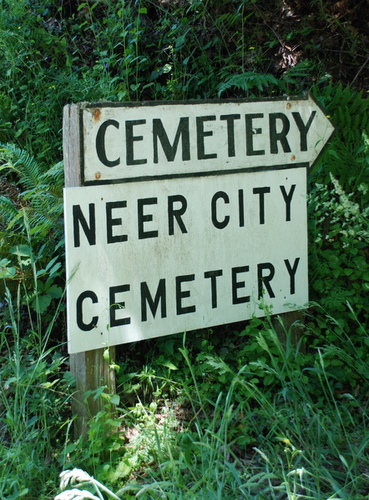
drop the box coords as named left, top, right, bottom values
left=0, top=0, right=368, bottom=498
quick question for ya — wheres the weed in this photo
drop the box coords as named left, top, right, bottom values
left=0, top=278, right=71, bottom=498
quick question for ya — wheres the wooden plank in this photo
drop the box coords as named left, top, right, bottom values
left=69, top=347, right=116, bottom=435
left=63, top=104, right=81, bottom=187
left=272, top=310, right=305, bottom=351
left=63, top=103, right=116, bottom=436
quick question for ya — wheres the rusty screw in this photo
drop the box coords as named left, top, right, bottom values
left=93, top=108, right=101, bottom=121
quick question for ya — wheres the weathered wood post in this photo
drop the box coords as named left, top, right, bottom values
left=63, top=103, right=116, bottom=436
left=273, top=310, right=306, bottom=350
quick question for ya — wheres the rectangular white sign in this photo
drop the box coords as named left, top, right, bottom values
left=64, top=167, right=308, bottom=354
left=81, top=96, right=334, bottom=184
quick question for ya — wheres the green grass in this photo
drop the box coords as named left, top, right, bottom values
left=0, top=230, right=71, bottom=500
left=55, top=313, right=369, bottom=500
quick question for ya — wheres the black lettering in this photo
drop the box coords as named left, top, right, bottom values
left=138, top=198, right=158, bottom=239
left=73, top=204, right=96, bottom=247
left=257, top=263, right=275, bottom=299
left=76, top=290, right=98, bottom=331
left=126, top=120, right=147, bottom=165
left=292, top=111, right=316, bottom=151
left=245, top=113, right=265, bottom=156
left=96, top=120, right=120, bottom=167
left=109, top=284, right=131, bottom=327
left=280, top=185, right=296, bottom=222
left=204, top=270, right=223, bottom=308
left=211, top=191, right=230, bottom=229
left=196, top=116, right=217, bottom=160
left=284, top=258, right=300, bottom=295
left=153, top=118, right=190, bottom=163
left=269, top=113, right=291, bottom=154
left=253, top=187, right=271, bottom=225
left=238, top=189, right=245, bottom=227
left=232, top=266, right=250, bottom=304
left=176, top=275, right=196, bottom=315
left=220, top=114, right=241, bottom=157
left=106, top=201, right=128, bottom=243
left=141, top=279, right=167, bottom=321
left=168, top=195, right=188, bottom=235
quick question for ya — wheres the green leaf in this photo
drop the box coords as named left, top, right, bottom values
left=33, top=294, right=52, bottom=313
left=0, top=259, right=16, bottom=278
left=362, top=271, right=369, bottom=281
left=103, top=348, right=111, bottom=363
left=11, top=244, right=31, bottom=257
left=46, top=284, right=63, bottom=299
left=328, top=149, right=340, bottom=159
left=158, top=360, right=178, bottom=371
left=110, top=394, right=120, bottom=405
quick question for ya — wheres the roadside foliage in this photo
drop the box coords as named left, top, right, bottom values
left=0, top=1, right=368, bottom=498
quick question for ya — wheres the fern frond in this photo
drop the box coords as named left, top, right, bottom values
left=217, top=72, right=279, bottom=97
left=0, top=144, right=64, bottom=241
left=41, top=161, right=64, bottom=181
left=311, top=84, right=369, bottom=189
left=215, top=11, right=242, bottom=29
left=0, top=142, right=44, bottom=190
left=40, top=161, right=64, bottom=197
left=0, top=195, right=20, bottom=229
left=22, top=188, right=64, bottom=237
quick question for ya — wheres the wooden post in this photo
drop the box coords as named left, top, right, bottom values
left=69, top=348, right=116, bottom=436
left=272, top=310, right=306, bottom=352
left=63, top=103, right=116, bottom=436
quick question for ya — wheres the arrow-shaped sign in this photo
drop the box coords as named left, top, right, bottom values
left=80, top=94, right=334, bottom=185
